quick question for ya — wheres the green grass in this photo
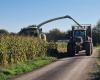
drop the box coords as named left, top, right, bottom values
left=0, top=57, right=56, bottom=80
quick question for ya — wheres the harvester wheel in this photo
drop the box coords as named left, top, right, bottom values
left=39, top=33, right=46, bottom=41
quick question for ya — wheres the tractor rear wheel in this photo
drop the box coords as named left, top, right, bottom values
left=67, top=43, right=75, bottom=57
left=86, top=43, right=92, bottom=56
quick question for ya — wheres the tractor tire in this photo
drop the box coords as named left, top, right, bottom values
left=91, top=43, right=93, bottom=54
left=75, top=45, right=80, bottom=54
left=67, top=43, right=75, bottom=57
left=76, top=50, right=79, bottom=54
left=86, top=42, right=92, bottom=56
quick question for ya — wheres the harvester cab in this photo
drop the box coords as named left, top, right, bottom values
left=19, top=25, right=47, bottom=41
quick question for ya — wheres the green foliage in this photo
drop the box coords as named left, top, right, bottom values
left=90, top=48, right=100, bottom=80
left=0, top=29, right=9, bottom=35
left=0, top=35, right=48, bottom=66
left=48, top=41, right=57, bottom=49
left=56, top=41, right=67, bottom=52
left=92, top=20, right=100, bottom=46
left=46, top=28, right=67, bottom=41
left=0, top=57, right=56, bottom=80
left=0, top=35, right=57, bottom=80
left=0, top=73, right=7, bottom=80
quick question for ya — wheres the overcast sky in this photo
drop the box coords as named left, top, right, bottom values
left=0, top=0, right=100, bottom=32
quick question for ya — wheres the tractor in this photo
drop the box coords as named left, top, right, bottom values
left=67, top=24, right=93, bottom=56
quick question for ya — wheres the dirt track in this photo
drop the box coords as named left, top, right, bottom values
left=12, top=48, right=98, bottom=80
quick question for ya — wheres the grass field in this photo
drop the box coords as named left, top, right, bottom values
left=0, top=57, right=56, bottom=80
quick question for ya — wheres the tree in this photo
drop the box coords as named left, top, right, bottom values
left=92, top=20, right=100, bottom=45
left=10, top=32, right=17, bottom=36
left=46, top=28, right=67, bottom=41
left=0, top=29, right=9, bottom=35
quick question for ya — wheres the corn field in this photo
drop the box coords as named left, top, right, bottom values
left=56, top=42, right=67, bottom=52
left=0, top=35, right=50, bottom=66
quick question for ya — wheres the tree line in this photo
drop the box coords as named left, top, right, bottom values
left=92, top=20, right=100, bottom=46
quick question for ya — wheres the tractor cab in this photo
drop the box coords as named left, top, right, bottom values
left=72, top=24, right=92, bottom=41
left=67, top=24, right=93, bottom=56
left=74, top=30, right=86, bottom=41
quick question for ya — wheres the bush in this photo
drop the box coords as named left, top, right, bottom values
left=0, top=73, right=7, bottom=80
